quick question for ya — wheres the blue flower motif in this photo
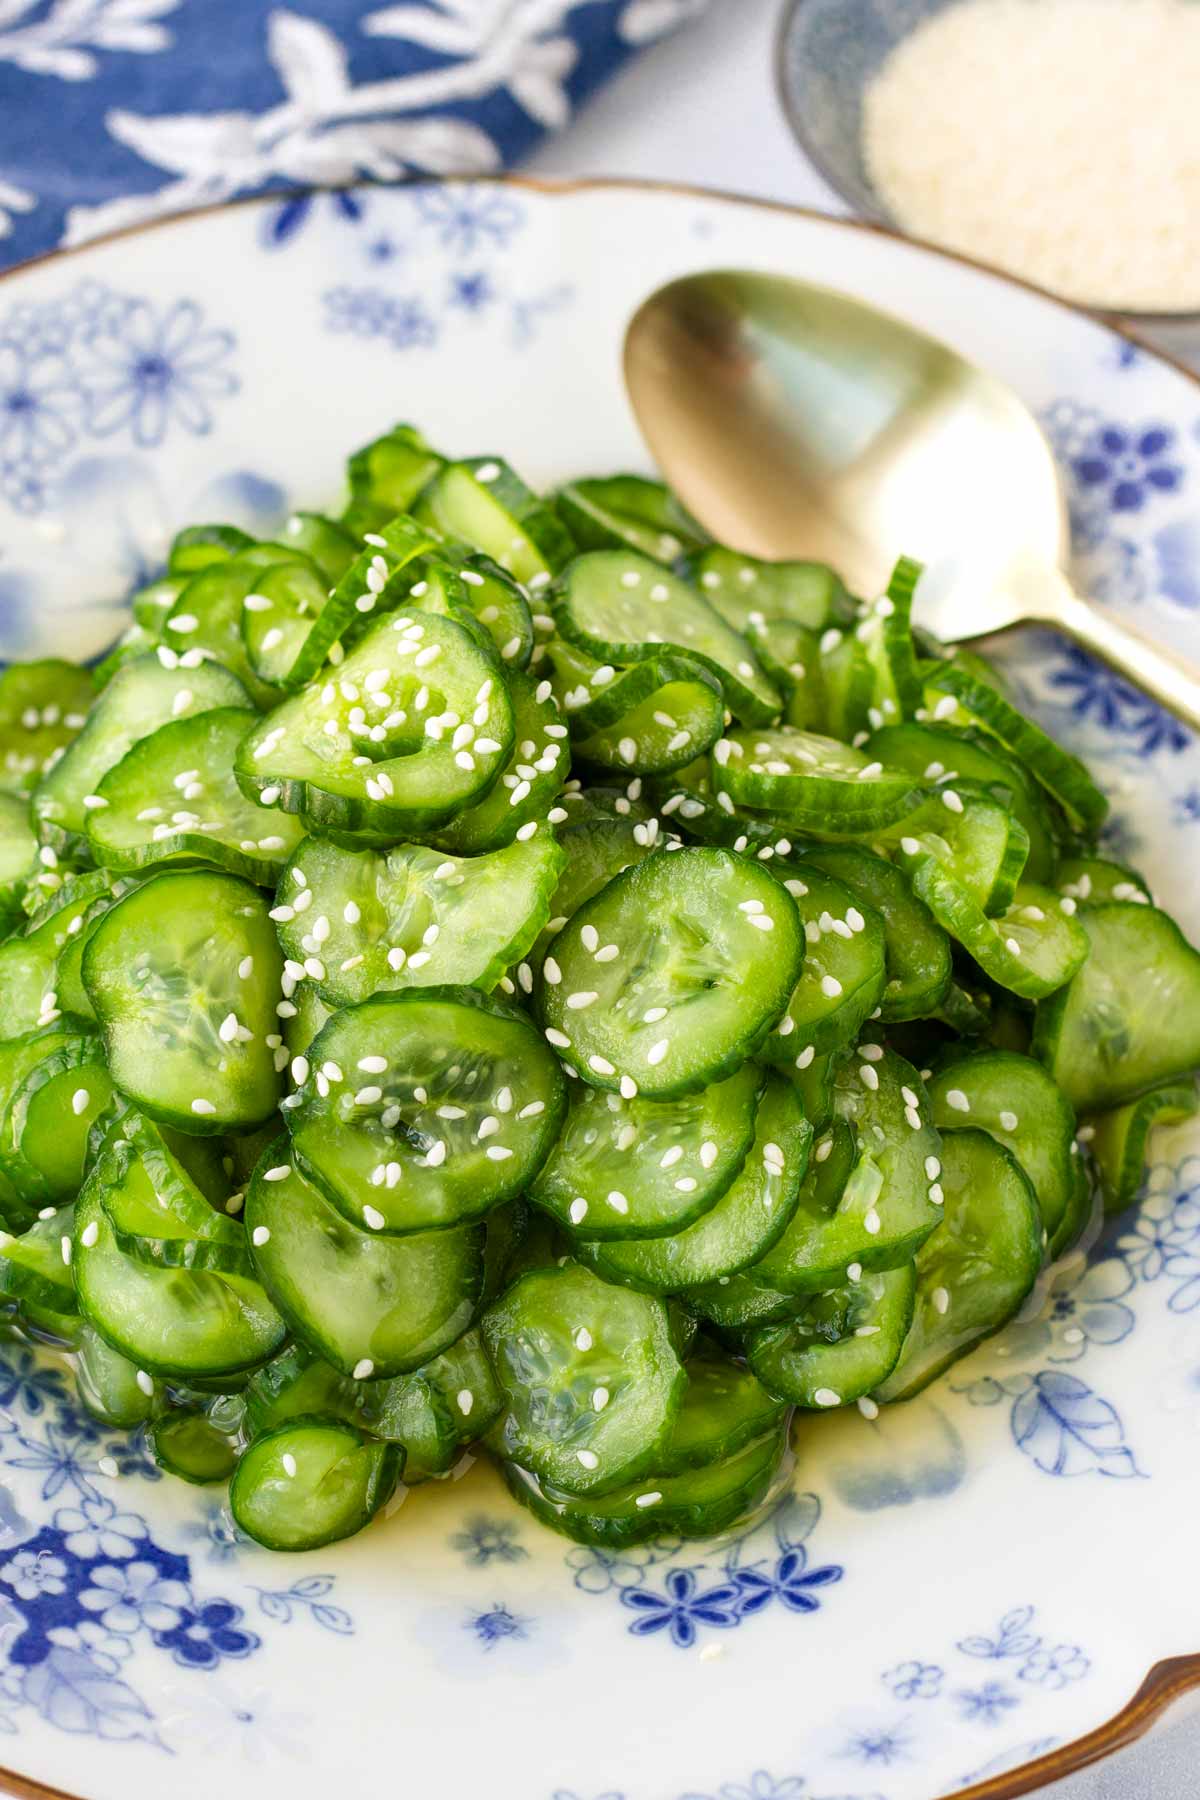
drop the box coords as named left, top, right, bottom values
left=0, top=1552, right=69, bottom=1603
left=960, top=1606, right=1042, bottom=1661
left=1118, top=1168, right=1200, bottom=1305
left=841, top=1721, right=913, bottom=1765
left=0, top=341, right=81, bottom=466
left=4, top=1423, right=105, bottom=1502
left=564, top=1537, right=683, bottom=1594
left=1046, top=644, right=1189, bottom=755
left=1073, top=421, right=1185, bottom=513
left=621, top=1567, right=742, bottom=1648
left=883, top=1660, right=943, bottom=1700
left=323, top=286, right=436, bottom=351
left=180, top=1500, right=246, bottom=1565
left=1020, top=1644, right=1090, bottom=1689
left=680, top=1773, right=808, bottom=1800
left=957, top=1681, right=1018, bottom=1724
left=1173, top=787, right=1200, bottom=826
left=415, top=185, right=522, bottom=255
left=54, top=1497, right=148, bottom=1563
left=450, top=1515, right=528, bottom=1567
left=1044, top=1259, right=1136, bottom=1362
left=152, top=1598, right=259, bottom=1670
left=466, top=1602, right=530, bottom=1649
left=74, top=299, right=238, bottom=449
left=449, top=271, right=494, bottom=312
left=729, top=1547, right=843, bottom=1618
left=79, top=1561, right=190, bottom=1636
left=262, top=188, right=364, bottom=247
left=0, top=1348, right=68, bottom=1416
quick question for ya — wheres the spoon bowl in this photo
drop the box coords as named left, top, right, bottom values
left=623, top=268, right=1200, bottom=727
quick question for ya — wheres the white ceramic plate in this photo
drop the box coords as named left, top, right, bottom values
left=2, top=178, right=1200, bottom=1800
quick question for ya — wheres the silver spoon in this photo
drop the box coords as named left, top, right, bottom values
left=623, top=269, right=1200, bottom=731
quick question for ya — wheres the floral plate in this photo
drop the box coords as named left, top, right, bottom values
left=2, top=177, right=1200, bottom=1800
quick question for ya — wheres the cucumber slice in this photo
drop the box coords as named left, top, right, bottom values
left=82, top=868, right=285, bottom=1132
left=240, top=560, right=333, bottom=688
left=236, top=609, right=515, bottom=837
left=1057, top=856, right=1152, bottom=907
left=482, top=1258, right=685, bottom=1495
left=427, top=668, right=568, bottom=854
left=656, top=1348, right=787, bottom=1470
left=274, top=831, right=563, bottom=1007
left=924, top=663, right=1107, bottom=833
left=0, top=871, right=118, bottom=1035
left=581, top=1075, right=811, bottom=1292
left=532, top=1063, right=762, bottom=1240
left=75, top=1324, right=158, bottom=1428
left=278, top=511, right=359, bottom=583
left=0, top=1205, right=78, bottom=1313
left=505, top=1424, right=786, bottom=1548
left=905, top=861, right=1089, bottom=1000
left=150, top=1412, right=238, bottom=1484
left=429, top=544, right=535, bottom=669
left=168, top=523, right=254, bottom=575
left=0, top=1031, right=113, bottom=1205
left=73, top=1179, right=285, bottom=1379
left=827, top=1049, right=943, bottom=1271
left=346, top=421, right=444, bottom=523
left=243, top=1344, right=361, bottom=1437
left=245, top=1144, right=484, bottom=1377
left=760, top=867, right=887, bottom=1059
left=750, top=619, right=821, bottom=704
left=713, top=728, right=919, bottom=831
left=687, top=548, right=851, bottom=634
left=875, top=782, right=1029, bottom=915
left=747, top=1264, right=916, bottom=1407
left=740, top=1116, right=860, bottom=1293
left=0, top=790, right=38, bottom=920
left=0, top=660, right=95, bottom=796
left=538, top=847, right=804, bottom=1099
left=816, top=626, right=875, bottom=741
left=1034, top=902, right=1200, bottom=1110
left=288, top=987, right=566, bottom=1234
left=1087, top=1080, right=1198, bottom=1213
left=33, top=653, right=249, bottom=845
left=867, top=721, right=1058, bottom=883
left=927, top=1050, right=1075, bottom=1250
left=92, top=1113, right=248, bottom=1274
left=361, top=1368, right=460, bottom=1479
left=556, top=649, right=726, bottom=777
left=802, top=845, right=952, bottom=1021
left=556, top=475, right=707, bottom=562
left=415, top=457, right=575, bottom=582
left=162, top=545, right=315, bottom=700
left=553, top=551, right=780, bottom=725
left=280, top=515, right=442, bottom=687
left=230, top=1418, right=402, bottom=1550
left=88, top=707, right=306, bottom=879
left=875, top=1128, right=1043, bottom=1401
left=281, top=983, right=334, bottom=1060
left=524, top=816, right=655, bottom=973
left=783, top=1046, right=838, bottom=1133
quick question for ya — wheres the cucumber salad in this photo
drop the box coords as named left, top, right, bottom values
left=1, top=424, right=1197, bottom=1553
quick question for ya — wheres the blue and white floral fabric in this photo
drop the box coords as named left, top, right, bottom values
left=0, top=0, right=709, bottom=266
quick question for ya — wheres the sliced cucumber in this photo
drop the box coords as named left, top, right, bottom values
left=760, top=867, right=887, bottom=1059
left=33, top=653, right=248, bottom=845
left=288, top=987, right=566, bottom=1234
left=231, top=1418, right=402, bottom=1550
left=581, top=1076, right=811, bottom=1292
left=415, top=456, right=575, bottom=583
left=246, top=1144, right=484, bottom=1377
left=82, top=868, right=285, bottom=1132
left=927, top=1050, right=1075, bottom=1251
left=1033, top=902, right=1200, bottom=1110
left=532, top=1063, right=761, bottom=1240
left=875, top=1128, right=1042, bottom=1401
left=687, top=547, right=850, bottom=634
left=553, top=551, right=780, bottom=724
left=1087, top=1081, right=1198, bottom=1213
left=747, top=1264, right=916, bottom=1407
left=273, top=832, right=563, bottom=1007
left=0, top=660, right=96, bottom=796
left=483, top=1259, right=685, bottom=1495
left=713, top=728, right=919, bottom=831
left=538, top=847, right=804, bottom=1098
left=427, top=668, right=568, bottom=854
left=88, top=707, right=305, bottom=880
left=237, top=608, right=515, bottom=837
left=802, top=844, right=952, bottom=1021
left=150, top=1412, right=239, bottom=1484
left=556, top=475, right=707, bottom=562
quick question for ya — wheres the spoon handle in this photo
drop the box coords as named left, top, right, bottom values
left=1045, top=585, right=1200, bottom=735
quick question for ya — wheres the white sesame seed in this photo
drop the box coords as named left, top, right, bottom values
left=569, top=1198, right=588, bottom=1224
left=813, top=1388, right=841, bottom=1408
left=820, top=975, right=843, bottom=998
left=486, top=1146, right=513, bottom=1163
left=135, top=1369, right=154, bottom=1396
left=999, top=1110, right=1020, bottom=1132
left=857, top=1396, right=880, bottom=1420
left=191, top=1098, right=216, bottom=1115
left=929, top=1183, right=945, bottom=1206
left=635, top=1492, right=662, bottom=1508
left=942, top=789, right=964, bottom=814
left=291, top=1056, right=310, bottom=1085
left=363, top=1205, right=385, bottom=1230
left=646, top=1038, right=670, bottom=1066
left=859, top=1064, right=880, bottom=1091
left=900, top=837, right=921, bottom=856
left=945, top=1088, right=970, bottom=1113
left=252, top=1226, right=271, bottom=1247
left=864, top=1208, right=881, bottom=1235
left=80, top=1220, right=99, bottom=1248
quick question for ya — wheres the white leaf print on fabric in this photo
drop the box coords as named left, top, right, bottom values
left=64, top=9, right=501, bottom=247
left=0, top=178, right=37, bottom=241
left=618, top=0, right=710, bottom=47
left=0, top=0, right=177, bottom=82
